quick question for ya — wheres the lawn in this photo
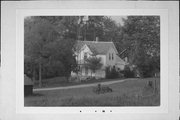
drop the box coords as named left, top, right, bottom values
left=25, top=77, right=160, bottom=106
left=33, top=76, right=124, bottom=88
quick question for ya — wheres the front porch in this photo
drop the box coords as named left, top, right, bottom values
left=71, top=65, right=106, bottom=81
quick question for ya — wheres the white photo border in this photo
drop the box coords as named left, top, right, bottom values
left=16, top=9, right=168, bottom=114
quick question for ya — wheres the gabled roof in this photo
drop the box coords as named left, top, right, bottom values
left=75, top=40, right=118, bottom=55
left=116, top=55, right=126, bottom=65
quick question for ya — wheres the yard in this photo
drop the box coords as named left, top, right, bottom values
left=33, top=77, right=125, bottom=88
left=25, top=78, right=160, bottom=106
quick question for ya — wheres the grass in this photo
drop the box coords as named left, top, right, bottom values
left=33, top=76, right=125, bottom=88
left=25, top=77, right=160, bottom=106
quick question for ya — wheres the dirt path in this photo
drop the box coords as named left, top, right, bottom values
left=33, top=78, right=137, bottom=92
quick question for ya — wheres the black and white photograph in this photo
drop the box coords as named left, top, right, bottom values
left=24, top=16, right=160, bottom=106
left=1, top=1, right=179, bottom=120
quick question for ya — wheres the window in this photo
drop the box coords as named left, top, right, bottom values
left=109, top=53, right=111, bottom=60
left=84, top=52, right=87, bottom=60
left=112, top=53, right=114, bottom=60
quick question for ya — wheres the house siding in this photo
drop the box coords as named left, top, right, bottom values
left=116, top=63, right=125, bottom=70
left=77, top=44, right=92, bottom=63
left=95, top=69, right=106, bottom=78
left=106, top=48, right=116, bottom=67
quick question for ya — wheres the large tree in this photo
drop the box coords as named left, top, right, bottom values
left=24, top=17, right=58, bottom=87
left=121, top=16, right=160, bottom=77
left=44, top=38, right=77, bottom=79
left=78, top=16, right=122, bottom=43
left=24, top=16, right=78, bottom=87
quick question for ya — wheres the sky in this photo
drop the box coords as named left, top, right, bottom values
left=109, top=16, right=127, bottom=26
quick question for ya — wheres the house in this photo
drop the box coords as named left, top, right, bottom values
left=115, top=55, right=127, bottom=71
left=24, top=74, right=33, bottom=96
left=72, top=39, right=127, bottom=80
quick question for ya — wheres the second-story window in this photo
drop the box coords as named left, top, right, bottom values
left=112, top=53, right=114, bottom=60
left=84, top=52, right=87, bottom=60
left=109, top=53, right=111, bottom=60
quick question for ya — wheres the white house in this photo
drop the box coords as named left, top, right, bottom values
left=72, top=40, right=127, bottom=80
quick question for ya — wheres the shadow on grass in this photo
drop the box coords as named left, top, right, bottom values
left=25, top=93, right=44, bottom=97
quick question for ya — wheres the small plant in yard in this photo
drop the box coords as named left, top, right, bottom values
left=93, top=84, right=113, bottom=94
left=85, top=56, right=103, bottom=77
left=69, top=75, right=80, bottom=83
left=148, top=81, right=153, bottom=88
left=141, top=80, right=159, bottom=97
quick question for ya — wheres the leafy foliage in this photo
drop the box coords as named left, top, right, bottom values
left=24, top=17, right=58, bottom=85
left=121, top=65, right=135, bottom=78
left=137, top=56, right=160, bottom=77
left=105, top=66, right=119, bottom=79
left=121, top=16, right=160, bottom=77
left=85, top=56, right=103, bottom=75
left=24, top=16, right=78, bottom=86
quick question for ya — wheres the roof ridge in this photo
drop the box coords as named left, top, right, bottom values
left=76, top=40, right=118, bottom=55
left=78, top=40, right=114, bottom=43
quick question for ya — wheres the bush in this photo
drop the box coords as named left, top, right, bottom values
left=105, top=66, right=119, bottom=79
left=69, top=76, right=79, bottom=82
left=138, top=64, right=153, bottom=78
left=137, top=57, right=160, bottom=78
left=93, top=84, right=113, bottom=94
left=121, top=65, right=135, bottom=78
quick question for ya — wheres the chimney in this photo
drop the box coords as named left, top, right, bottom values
left=95, top=37, right=99, bottom=43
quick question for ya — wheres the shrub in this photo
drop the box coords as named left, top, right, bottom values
left=69, top=76, right=79, bottom=82
left=105, top=66, right=111, bottom=78
left=93, top=84, right=113, bottom=94
left=137, top=57, right=160, bottom=78
left=138, top=64, right=153, bottom=78
left=121, top=65, right=135, bottom=78
left=105, top=66, right=119, bottom=79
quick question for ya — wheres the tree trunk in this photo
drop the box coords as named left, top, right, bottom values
left=154, top=77, right=157, bottom=93
left=39, top=61, right=42, bottom=87
left=32, top=66, right=36, bottom=83
left=154, top=73, right=157, bottom=94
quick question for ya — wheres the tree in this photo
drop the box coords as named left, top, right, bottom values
left=45, top=38, right=77, bottom=80
left=77, top=16, right=122, bottom=43
left=24, top=16, right=78, bottom=87
left=121, top=16, right=160, bottom=77
left=24, top=17, right=58, bottom=87
left=85, top=56, right=103, bottom=77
